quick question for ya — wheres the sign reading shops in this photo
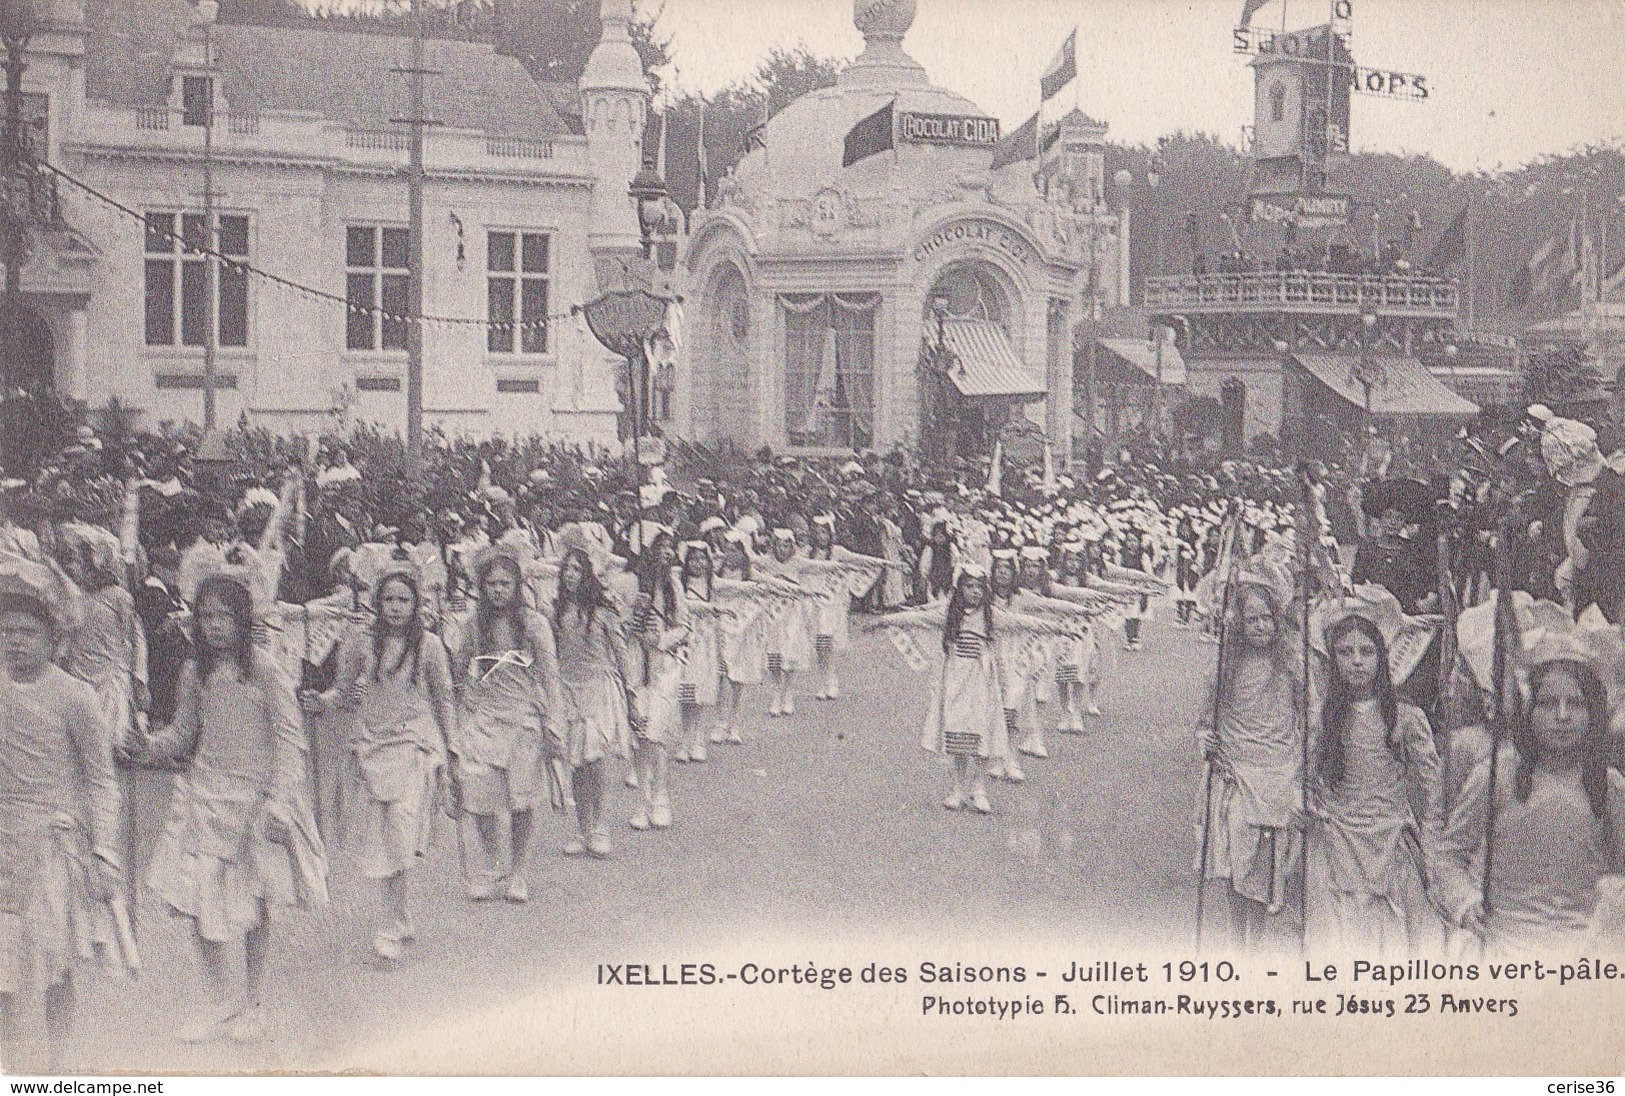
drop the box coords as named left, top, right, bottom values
left=913, top=219, right=1038, bottom=266
left=898, top=111, right=1002, bottom=149
left=1249, top=193, right=1353, bottom=230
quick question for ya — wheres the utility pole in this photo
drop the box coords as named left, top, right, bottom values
left=2, top=7, right=39, bottom=475
left=201, top=14, right=218, bottom=430
left=392, top=0, right=438, bottom=474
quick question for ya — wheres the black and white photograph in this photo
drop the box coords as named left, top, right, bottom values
left=0, top=0, right=1623, bottom=1078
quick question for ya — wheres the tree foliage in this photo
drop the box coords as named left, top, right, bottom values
left=656, top=48, right=843, bottom=215
left=1518, top=342, right=1605, bottom=407
left=217, top=0, right=670, bottom=91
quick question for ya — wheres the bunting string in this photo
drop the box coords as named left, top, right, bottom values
left=42, top=160, right=577, bottom=335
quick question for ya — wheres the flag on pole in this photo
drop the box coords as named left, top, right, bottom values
left=1425, top=205, right=1469, bottom=272
left=695, top=103, right=710, bottom=207
left=990, top=110, right=1062, bottom=170
left=842, top=99, right=896, bottom=168
left=1238, top=0, right=1271, bottom=27
left=1040, top=29, right=1078, bottom=102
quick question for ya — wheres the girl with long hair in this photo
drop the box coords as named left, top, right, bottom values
left=1052, top=539, right=1106, bottom=727
left=758, top=529, right=813, bottom=717
left=551, top=546, right=631, bottom=854
left=450, top=551, right=562, bottom=901
left=301, top=568, right=453, bottom=961
left=59, top=523, right=147, bottom=757
left=1195, top=572, right=1303, bottom=951
left=893, top=563, right=1072, bottom=813
left=0, top=571, right=124, bottom=1073
left=711, top=529, right=765, bottom=744
left=1437, top=650, right=1623, bottom=956
left=919, top=567, right=1006, bottom=814
left=1304, top=612, right=1445, bottom=959
left=676, top=542, right=723, bottom=763
left=916, top=521, right=956, bottom=604
left=805, top=515, right=844, bottom=700
left=626, top=531, right=688, bottom=830
left=144, top=572, right=328, bottom=1044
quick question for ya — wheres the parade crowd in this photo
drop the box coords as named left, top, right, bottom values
left=1, top=404, right=1623, bottom=1070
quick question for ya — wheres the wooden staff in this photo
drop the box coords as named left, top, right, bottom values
left=1296, top=467, right=1315, bottom=950
left=1434, top=500, right=1462, bottom=746
left=1480, top=503, right=1526, bottom=926
left=1194, top=499, right=1244, bottom=954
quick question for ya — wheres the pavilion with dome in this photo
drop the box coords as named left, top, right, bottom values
left=673, top=0, right=1129, bottom=463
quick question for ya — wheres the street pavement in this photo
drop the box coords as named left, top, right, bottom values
left=59, top=615, right=1213, bottom=1073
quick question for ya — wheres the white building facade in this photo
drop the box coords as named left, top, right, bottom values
left=674, top=0, right=1127, bottom=464
left=10, top=0, right=650, bottom=442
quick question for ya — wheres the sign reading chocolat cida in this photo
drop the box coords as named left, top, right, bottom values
left=913, top=219, right=1038, bottom=266
left=898, top=111, right=1002, bottom=148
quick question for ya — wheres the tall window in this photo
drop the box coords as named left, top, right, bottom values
left=487, top=231, right=550, bottom=354
left=182, top=75, right=214, bottom=127
left=144, top=212, right=249, bottom=348
left=782, top=293, right=878, bottom=451
left=346, top=226, right=410, bottom=351
left=1270, top=82, right=1286, bottom=123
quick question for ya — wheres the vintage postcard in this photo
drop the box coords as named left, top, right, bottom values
left=0, top=0, right=1623, bottom=1078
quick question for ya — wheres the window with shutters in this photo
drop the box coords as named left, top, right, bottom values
left=346, top=225, right=411, bottom=352
left=487, top=230, right=550, bottom=355
left=143, top=211, right=249, bottom=348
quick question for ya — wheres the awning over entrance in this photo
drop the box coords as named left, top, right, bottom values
left=1294, top=354, right=1479, bottom=416
left=1099, top=337, right=1187, bottom=386
left=943, top=319, right=1046, bottom=398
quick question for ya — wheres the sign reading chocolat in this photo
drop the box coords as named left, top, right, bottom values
left=912, top=220, right=1038, bottom=266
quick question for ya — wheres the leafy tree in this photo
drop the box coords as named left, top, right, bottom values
left=658, top=47, right=843, bottom=214
left=1519, top=342, right=1605, bottom=407
left=217, top=0, right=670, bottom=90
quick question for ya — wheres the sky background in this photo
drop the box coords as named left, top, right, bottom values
left=648, top=0, right=1625, bottom=172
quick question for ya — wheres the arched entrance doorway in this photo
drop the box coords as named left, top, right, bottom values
left=704, top=263, right=752, bottom=445
left=1, top=301, right=63, bottom=473
left=922, top=261, right=1020, bottom=461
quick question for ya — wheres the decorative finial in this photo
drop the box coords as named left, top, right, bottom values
left=853, top=0, right=916, bottom=44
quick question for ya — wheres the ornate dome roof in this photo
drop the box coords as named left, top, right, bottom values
left=728, top=0, right=997, bottom=202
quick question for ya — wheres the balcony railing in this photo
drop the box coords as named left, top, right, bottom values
left=1144, top=271, right=1458, bottom=315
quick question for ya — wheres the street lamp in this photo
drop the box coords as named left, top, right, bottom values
left=622, top=154, right=673, bottom=477
left=630, top=154, right=671, bottom=265
left=1353, top=309, right=1381, bottom=416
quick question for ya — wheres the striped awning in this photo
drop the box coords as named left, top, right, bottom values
left=1294, top=354, right=1479, bottom=416
left=942, top=319, right=1046, bottom=398
left=1099, top=336, right=1187, bottom=386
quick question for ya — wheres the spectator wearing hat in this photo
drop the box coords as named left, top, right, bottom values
left=1531, top=407, right=1625, bottom=623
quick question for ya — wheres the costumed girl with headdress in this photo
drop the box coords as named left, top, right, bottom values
left=1195, top=558, right=1304, bottom=952
left=58, top=522, right=147, bottom=756
left=0, top=559, right=126, bottom=1073
left=1303, top=588, right=1447, bottom=959
left=449, top=546, right=562, bottom=901
left=1051, top=538, right=1098, bottom=731
left=551, top=539, right=633, bottom=854
left=1436, top=604, right=1625, bottom=957
left=984, top=550, right=1030, bottom=783
left=301, top=564, right=453, bottom=962
left=883, top=566, right=1069, bottom=814
left=625, top=530, right=687, bottom=830
left=758, top=528, right=814, bottom=717
left=675, top=541, right=729, bottom=764
left=711, top=526, right=767, bottom=744
left=916, top=518, right=957, bottom=604
left=142, top=570, right=328, bottom=1045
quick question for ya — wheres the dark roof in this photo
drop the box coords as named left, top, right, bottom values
left=83, top=0, right=567, bottom=140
